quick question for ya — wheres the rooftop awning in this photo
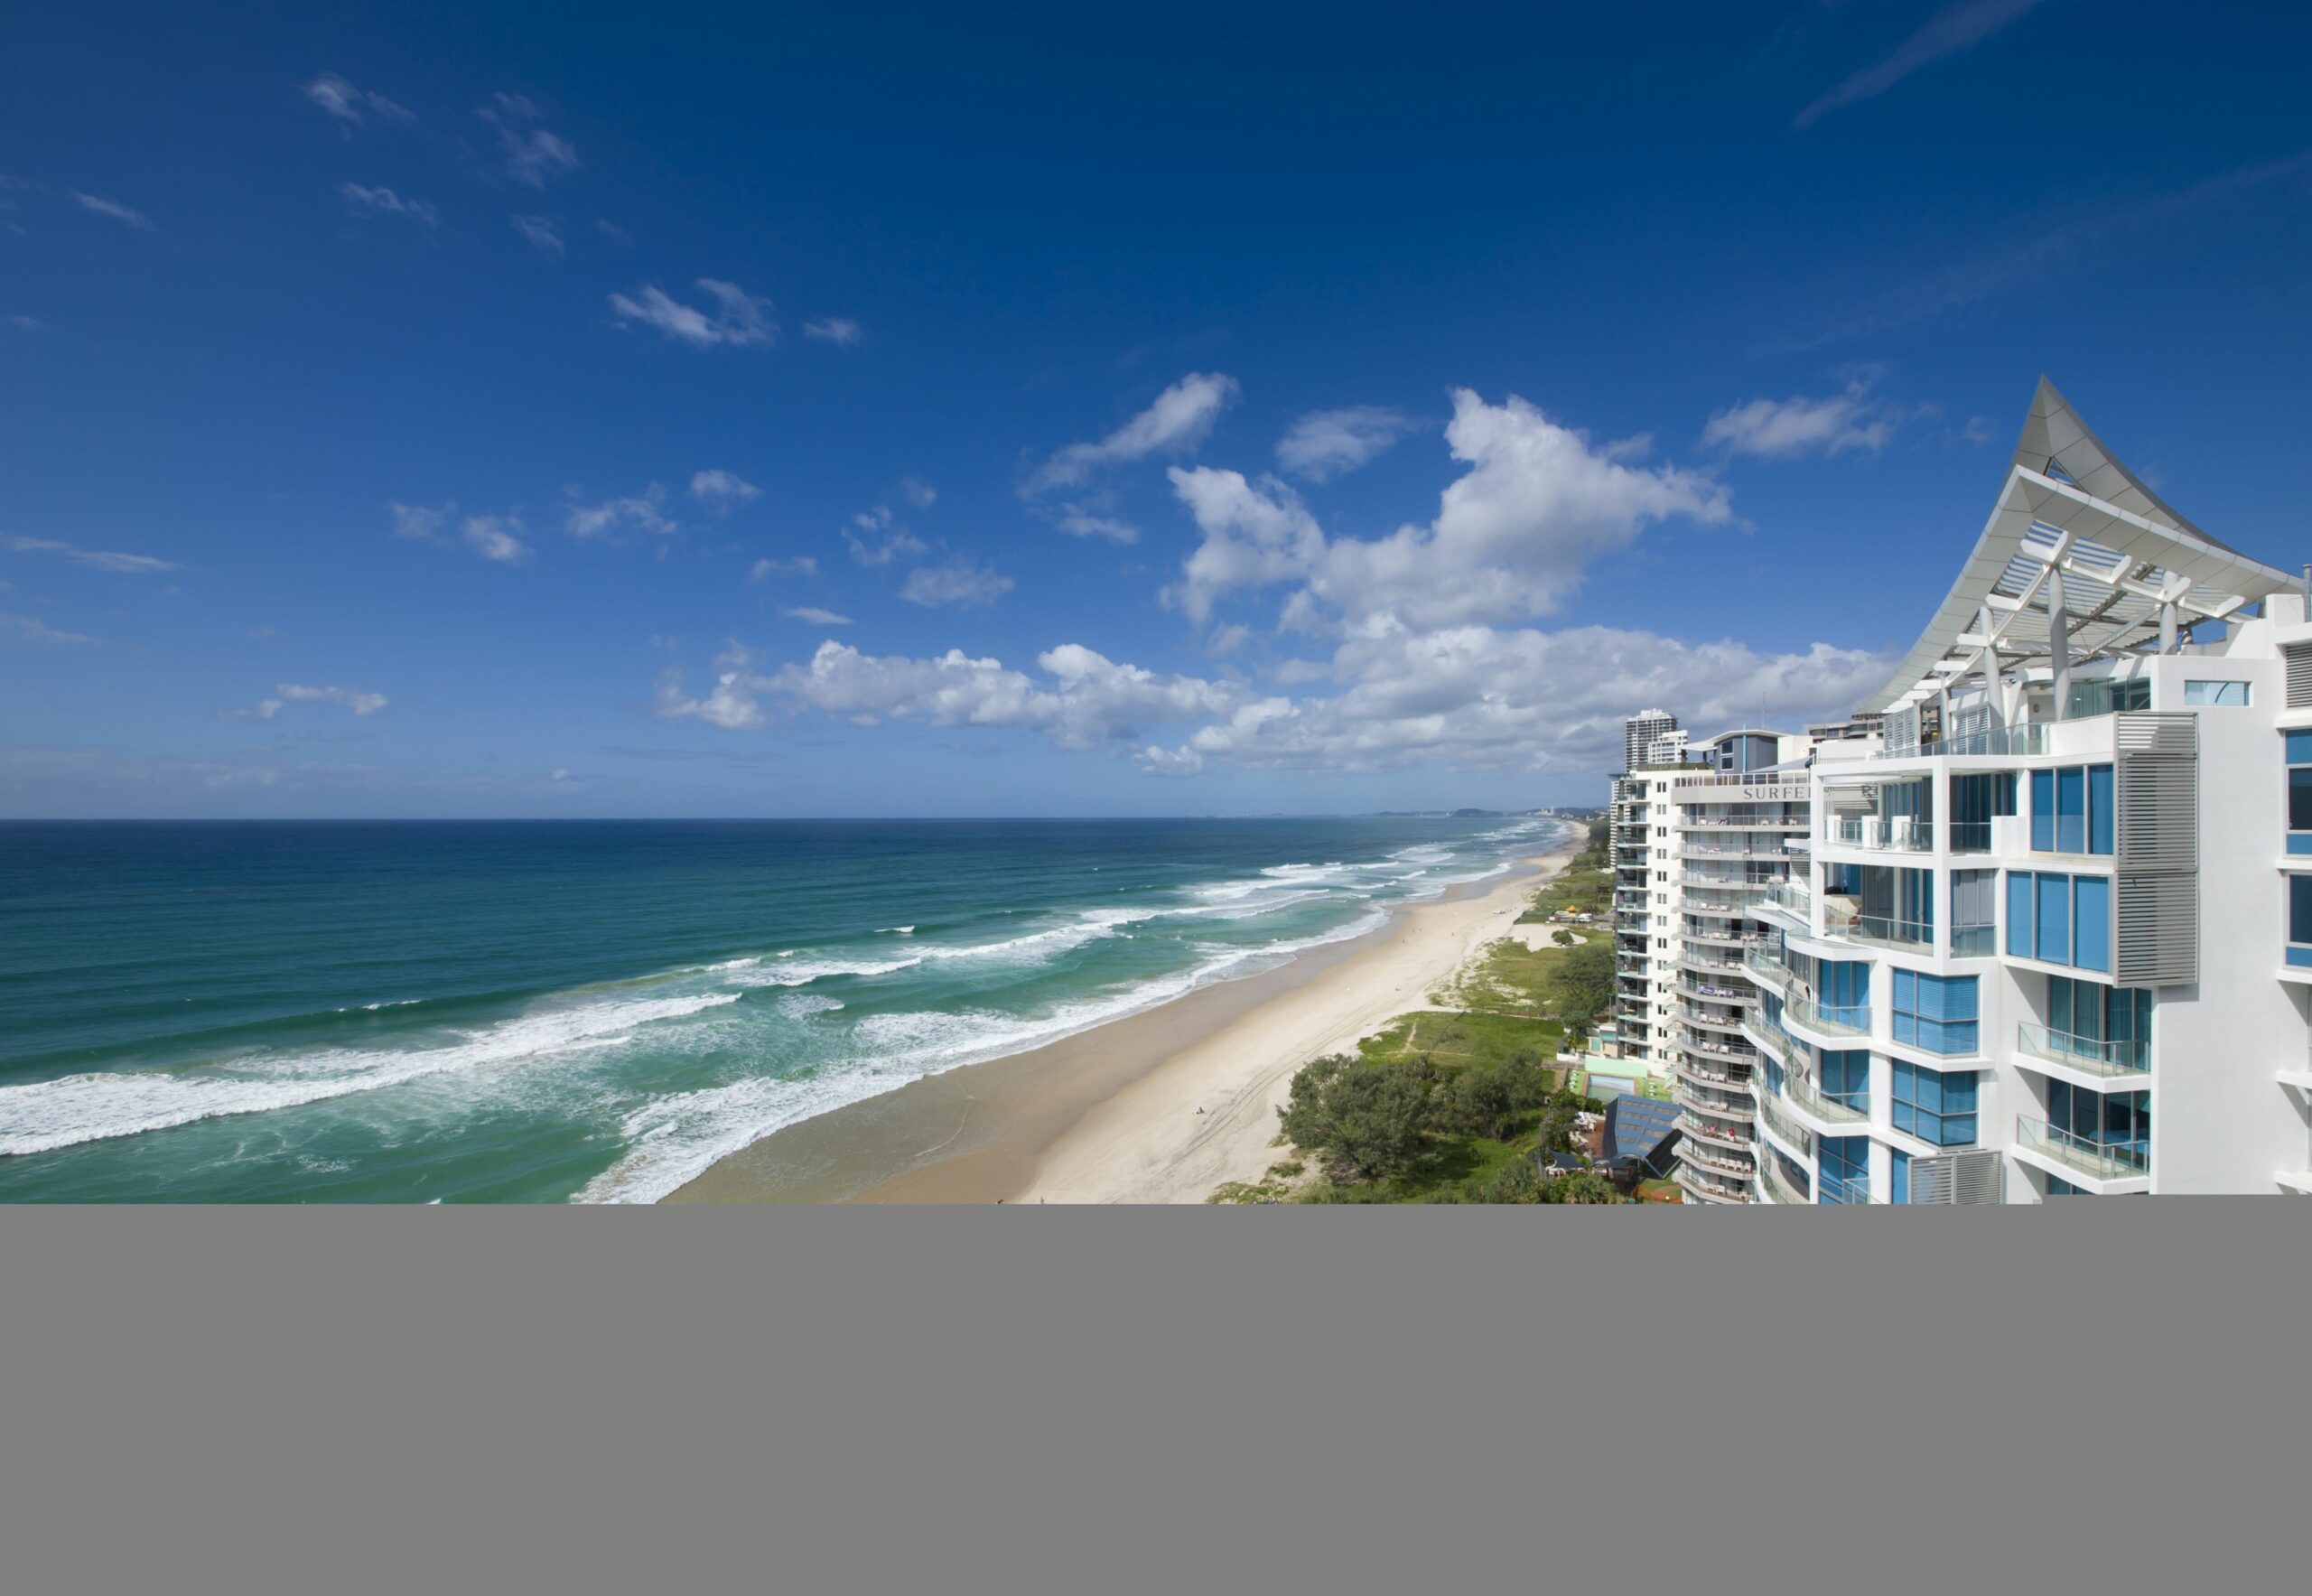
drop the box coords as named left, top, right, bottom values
left=1859, top=378, right=2298, bottom=714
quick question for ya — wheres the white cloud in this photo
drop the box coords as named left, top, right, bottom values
left=564, top=485, right=676, bottom=541
left=901, top=557, right=1013, bottom=609
left=748, top=555, right=817, bottom=583
left=1, top=534, right=178, bottom=574
left=511, top=214, right=564, bottom=256
left=7, top=314, right=44, bottom=332
left=387, top=502, right=447, bottom=541
left=609, top=280, right=775, bottom=349
left=803, top=317, right=862, bottom=347
left=690, top=469, right=761, bottom=511
left=1132, top=744, right=1204, bottom=777
left=783, top=606, right=854, bottom=626
left=843, top=507, right=928, bottom=567
left=480, top=92, right=579, bottom=186
left=551, top=768, right=575, bottom=783
left=1702, top=376, right=1900, bottom=459
left=1026, top=372, right=1239, bottom=495
left=1275, top=405, right=1421, bottom=481
left=1, top=611, right=96, bottom=645
left=340, top=182, right=438, bottom=229
left=1165, top=388, right=1729, bottom=630
left=1797, top=0, right=2046, bottom=127
left=461, top=515, right=532, bottom=565
left=73, top=192, right=154, bottom=231
left=897, top=477, right=937, bottom=509
left=1052, top=507, right=1140, bottom=545
left=229, top=683, right=388, bottom=721
left=303, top=73, right=414, bottom=127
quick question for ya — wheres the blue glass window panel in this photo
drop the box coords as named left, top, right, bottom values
left=2292, top=876, right=2312, bottom=946
left=2088, top=765, right=2113, bottom=854
left=2036, top=873, right=2070, bottom=964
left=2030, top=770, right=2054, bottom=851
left=2056, top=767, right=2085, bottom=854
left=2007, top=872, right=2032, bottom=957
left=2073, top=877, right=2110, bottom=972
left=2291, top=945, right=2312, bottom=969
left=1890, top=1148, right=1910, bottom=1205
left=2289, top=834, right=2312, bottom=856
left=1891, top=968, right=1915, bottom=1046
left=2291, top=768, right=2312, bottom=833
left=1821, top=1050, right=1869, bottom=1108
left=2289, top=730, right=2312, bottom=766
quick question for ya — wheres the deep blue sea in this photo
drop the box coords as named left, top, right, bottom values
left=0, top=817, right=1562, bottom=1202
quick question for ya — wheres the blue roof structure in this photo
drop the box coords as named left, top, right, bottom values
left=1603, top=1096, right=1683, bottom=1171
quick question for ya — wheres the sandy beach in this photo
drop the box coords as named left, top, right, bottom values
left=667, top=837, right=1581, bottom=1205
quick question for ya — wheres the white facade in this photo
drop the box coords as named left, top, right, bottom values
left=1734, top=379, right=2312, bottom=1200
left=1623, top=710, right=1679, bottom=777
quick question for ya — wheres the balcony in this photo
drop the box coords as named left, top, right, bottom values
left=1675, top=1054, right=1752, bottom=1092
left=2016, top=1024, right=2150, bottom=1083
left=1756, top=1093, right=1813, bottom=1161
left=1742, top=946, right=1793, bottom=994
left=1950, top=923, right=1998, bottom=957
left=1738, top=1013, right=1798, bottom=1070
left=1683, top=841, right=1798, bottom=863
left=1678, top=1112, right=1751, bottom=1152
left=1871, top=723, right=2046, bottom=761
left=1680, top=976, right=1753, bottom=1005
left=1674, top=1083, right=1755, bottom=1124
left=1679, top=1140, right=1754, bottom=1179
left=1675, top=1164, right=1753, bottom=1205
left=1784, top=992, right=1869, bottom=1041
left=1777, top=1068, right=1868, bottom=1128
left=1826, top=816, right=1931, bottom=853
left=1678, top=814, right=1808, bottom=831
left=1757, top=1156, right=1810, bottom=1206
left=1819, top=900, right=1934, bottom=953
left=1817, top=1171, right=1883, bottom=1206
left=2016, top=1115, right=2150, bottom=1184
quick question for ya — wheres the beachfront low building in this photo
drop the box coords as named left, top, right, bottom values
left=1746, top=378, right=2312, bottom=1199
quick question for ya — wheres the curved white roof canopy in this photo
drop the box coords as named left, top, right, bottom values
left=1860, top=378, right=2298, bottom=714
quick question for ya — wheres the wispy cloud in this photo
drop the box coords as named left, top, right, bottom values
left=2, top=534, right=178, bottom=574
left=803, top=317, right=862, bottom=347
left=609, top=280, right=776, bottom=349
left=900, top=556, right=1012, bottom=609
left=1026, top=372, right=1238, bottom=495
left=511, top=214, right=564, bottom=256
left=782, top=606, right=854, bottom=626
left=564, top=485, right=676, bottom=541
left=690, top=469, right=761, bottom=512
left=340, top=182, right=438, bottom=229
left=1702, top=371, right=1911, bottom=459
left=227, top=683, right=389, bottom=720
left=7, top=314, right=44, bottom=332
left=1275, top=405, right=1422, bottom=482
left=1796, top=0, right=2046, bottom=127
left=480, top=92, right=579, bottom=187
left=749, top=555, right=818, bottom=583
left=303, top=72, right=415, bottom=129
left=2, top=612, right=97, bottom=645
left=73, top=192, right=154, bottom=231
left=842, top=506, right=928, bottom=567
left=461, top=516, right=532, bottom=565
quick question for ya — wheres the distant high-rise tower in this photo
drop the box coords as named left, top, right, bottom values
left=1624, top=709, right=1679, bottom=773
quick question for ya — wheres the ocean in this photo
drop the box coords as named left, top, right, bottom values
left=0, top=817, right=1564, bottom=1203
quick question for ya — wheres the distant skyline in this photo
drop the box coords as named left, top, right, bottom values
left=5, top=2, right=2310, bottom=817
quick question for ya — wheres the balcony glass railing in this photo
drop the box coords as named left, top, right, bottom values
left=1948, top=819, right=1992, bottom=854
left=1758, top=1157, right=1810, bottom=1206
left=1675, top=1164, right=1753, bottom=1203
left=1778, top=1068, right=1868, bottom=1126
left=1827, top=817, right=1931, bottom=852
left=1674, top=1084, right=1756, bottom=1123
left=1820, top=905, right=1933, bottom=951
left=1756, top=1094, right=1813, bottom=1160
left=1785, top=992, right=1869, bottom=1039
left=1742, top=947, right=1792, bottom=992
left=1872, top=723, right=2047, bottom=761
left=1950, top=923, right=1997, bottom=957
left=1817, top=1171, right=1883, bottom=1206
left=2016, top=1025, right=2150, bottom=1081
left=2017, top=1115, right=2150, bottom=1181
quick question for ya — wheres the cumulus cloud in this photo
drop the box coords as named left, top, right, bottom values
left=782, top=606, right=854, bottom=626
left=689, top=469, right=761, bottom=511
left=1051, top=507, right=1140, bottom=545
left=660, top=640, right=1237, bottom=751
left=843, top=506, right=928, bottom=567
left=748, top=555, right=817, bottom=583
left=340, top=182, right=438, bottom=229
left=1167, top=387, right=1729, bottom=631
left=1026, top=372, right=1239, bottom=495
left=564, top=485, right=676, bottom=541
left=609, top=280, right=775, bottom=349
left=1275, top=405, right=1422, bottom=481
left=73, top=192, right=154, bottom=231
left=2, top=611, right=96, bottom=645
left=900, top=557, right=1013, bottom=609
left=1702, top=375, right=1902, bottom=459
left=511, top=214, right=564, bottom=256
left=480, top=92, right=579, bottom=186
left=803, top=317, right=862, bottom=347
left=303, top=73, right=414, bottom=127
left=2, top=534, right=178, bottom=574
left=1796, top=0, right=2046, bottom=127
left=461, top=515, right=532, bottom=565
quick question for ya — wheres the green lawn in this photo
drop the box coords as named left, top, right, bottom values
left=1357, top=1009, right=1565, bottom=1070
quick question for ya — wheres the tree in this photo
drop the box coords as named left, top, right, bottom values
left=1441, top=1060, right=1520, bottom=1141
left=1548, top=941, right=1615, bottom=1030
left=1555, top=1171, right=1622, bottom=1205
left=1277, top=1055, right=1433, bottom=1182
left=1471, top=1158, right=1546, bottom=1204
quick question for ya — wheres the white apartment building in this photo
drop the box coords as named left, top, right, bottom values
left=1622, top=710, right=1679, bottom=776
left=1736, top=378, right=2312, bottom=1200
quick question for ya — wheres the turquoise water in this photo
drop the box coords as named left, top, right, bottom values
left=0, top=817, right=1562, bottom=1203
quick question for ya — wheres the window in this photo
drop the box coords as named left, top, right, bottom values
left=1951, top=870, right=1997, bottom=956
left=1890, top=1147, right=1912, bottom=1205
left=1892, top=1060, right=1979, bottom=1145
left=2289, top=876, right=2312, bottom=968
left=2045, top=1080, right=2150, bottom=1171
left=2287, top=733, right=2312, bottom=855
left=1949, top=772, right=2015, bottom=851
left=1891, top=970, right=1977, bottom=1055
left=2008, top=871, right=2112, bottom=973
left=1820, top=1049, right=1869, bottom=1113
left=2047, top=976, right=2152, bottom=1065
left=2029, top=764, right=2114, bottom=855
left=2183, top=680, right=2250, bottom=706
left=1818, top=1135, right=1869, bottom=1205
left=1817, top=961, right=1869, bottom=1028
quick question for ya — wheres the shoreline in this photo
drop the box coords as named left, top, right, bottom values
left=666, top=839, right=1580, bottom=1206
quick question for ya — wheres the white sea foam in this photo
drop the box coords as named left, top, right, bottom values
left=776, top=994, right=845, bottom=1019
left=0, top=992, right=742, bottom=1159
left=721, top=955, right=925, bottom=987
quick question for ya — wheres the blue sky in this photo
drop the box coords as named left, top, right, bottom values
left=4, top=1, right=2309, bottom=817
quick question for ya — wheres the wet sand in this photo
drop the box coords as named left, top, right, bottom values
left=666, top=843, right=1578, bottom=1205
